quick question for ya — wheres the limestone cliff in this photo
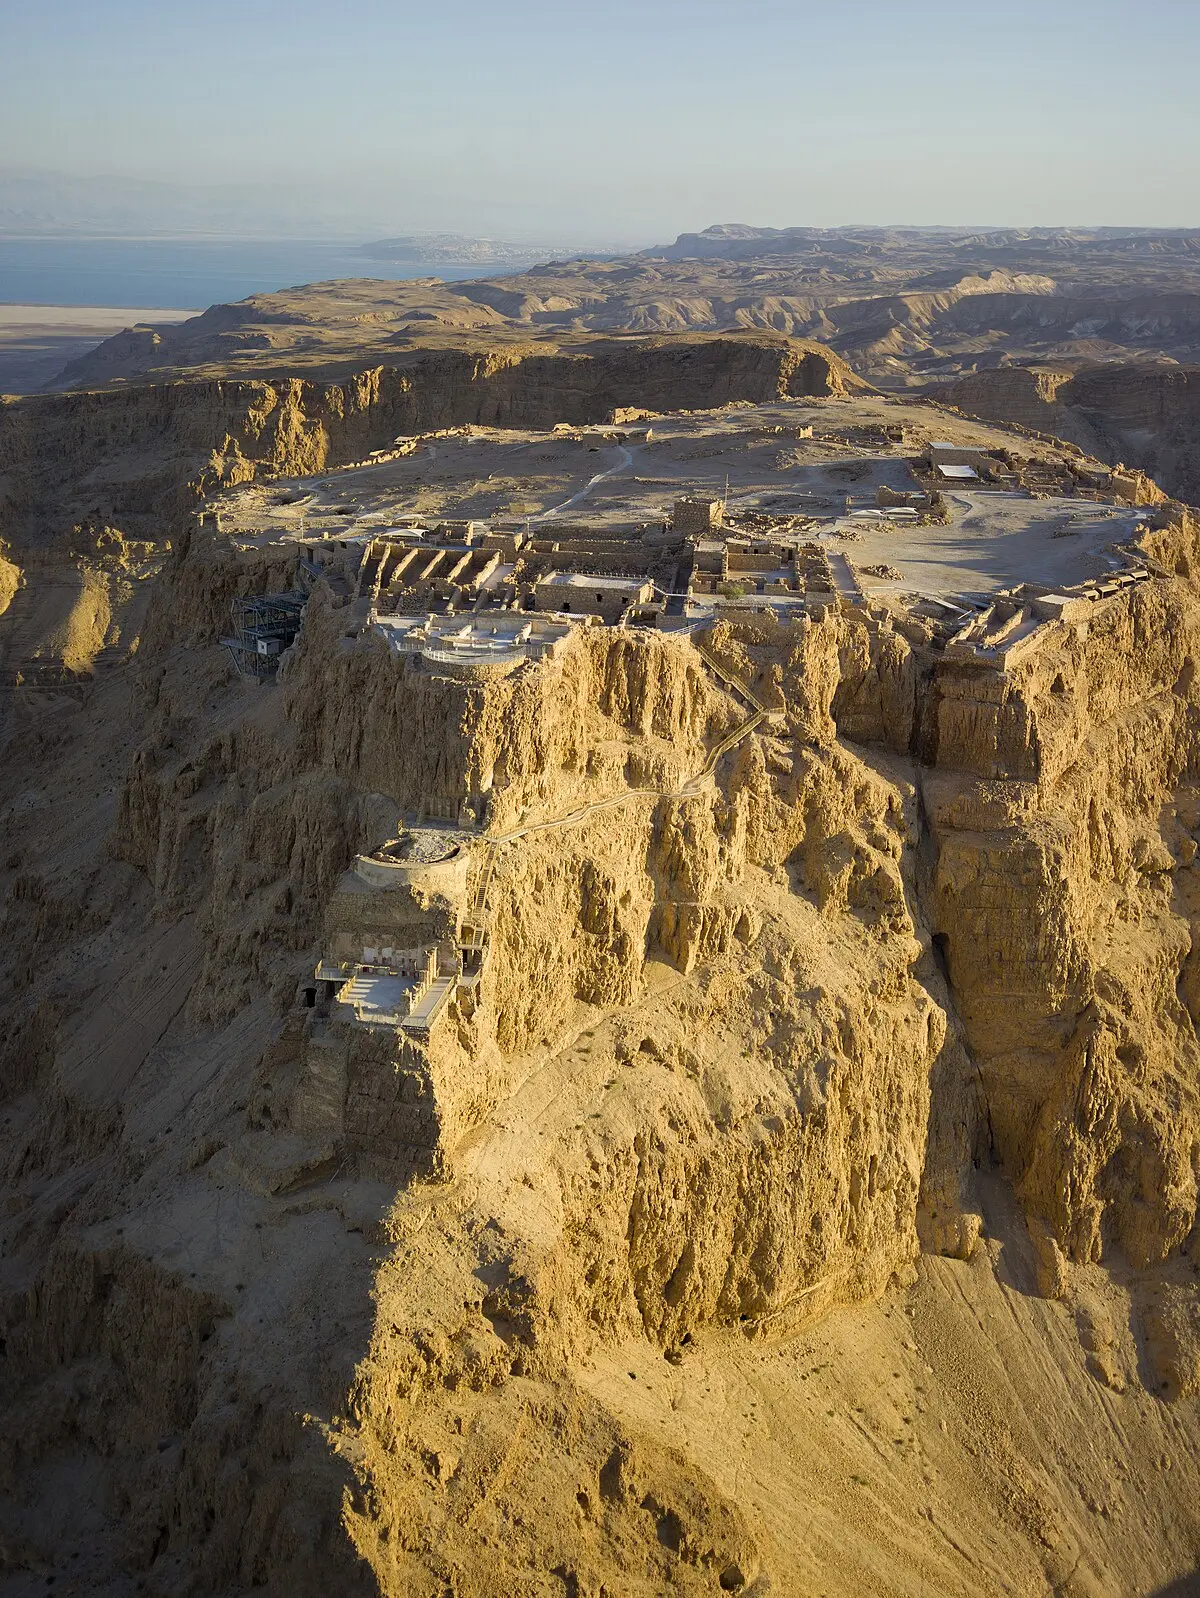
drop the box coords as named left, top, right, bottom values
left=5, top=491, right=1200, bottom=1594
left=928, top=576, right=1200, bottom=1288
left=940, top=362, right=1200, bottom=505
left=0, top=333, right=861, bottom=550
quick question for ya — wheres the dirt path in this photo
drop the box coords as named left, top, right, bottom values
left=468, top=646, right=766, bottom=916
left=527, top=443, right=636, bottom=523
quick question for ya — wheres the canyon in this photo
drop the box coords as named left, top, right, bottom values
left=42, top=226, right=1200, bottom=395
left=24, top=222, right=1200, bottom=517
left=2, top=302, right=1200, bottom=1598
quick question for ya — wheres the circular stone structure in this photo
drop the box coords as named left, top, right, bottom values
left=353, top=829, right=471, bottom=893
left=420, top=645, right=525, bottom=679
left=378, top=831, right=459, bottom=866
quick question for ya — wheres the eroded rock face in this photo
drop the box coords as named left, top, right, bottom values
left=6, top=497, right=1200, bottom=1593
left=0, top=333, right=861, bottom=548
left=943, top=363, right=1200, bottom=504
left=928, top=579, right=1200, bottom=1273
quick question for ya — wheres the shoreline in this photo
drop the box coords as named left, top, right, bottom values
left=0, top=304, right=198, bottom=395
left=0, top=303, right=199, bottom=319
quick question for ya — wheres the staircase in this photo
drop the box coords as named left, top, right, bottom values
left=692, top=640, right=766, bottom=714
left=469, top=845, right=498, bottom=918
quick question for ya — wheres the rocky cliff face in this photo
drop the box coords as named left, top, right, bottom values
left=930, top=578, right=1200, bottom=1285
left=5, top=494, right=1200, bottom=1592
left=941, top=362, right=1200, bottom=504
left=0, top=334, right=861, bottom=550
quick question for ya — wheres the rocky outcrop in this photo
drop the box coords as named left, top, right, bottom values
left=8, top=471, right=1200, bottom=1591
left=282, top=592, right=726, bottom=832
left=0, top=334, right=862, bottom=549
left=926, top=573, right=1200, bottom=1282
left=941, top=363, right=1200, bottom=504
left=935, top=547, right=1200, bottom=1245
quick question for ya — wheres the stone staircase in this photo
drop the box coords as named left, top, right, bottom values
left=692, top=639, right=766, bottom=715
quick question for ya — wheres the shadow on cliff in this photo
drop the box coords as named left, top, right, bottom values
left=1150, top=1571, right=1200, bottom=1597
left=975, top=1168, right=1044, bottom=1297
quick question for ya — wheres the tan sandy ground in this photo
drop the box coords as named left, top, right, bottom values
left=215, top=396, right=1129, bottom=604
left=579, top=1218, right=1200, bottom=1598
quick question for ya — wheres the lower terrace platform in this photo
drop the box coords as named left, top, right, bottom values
left=316, top=948, right=458, bottom=1034
left=372, top=613, right=574, bottom=675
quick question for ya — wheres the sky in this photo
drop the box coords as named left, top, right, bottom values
left=2, top=0, right=1199, bottom=242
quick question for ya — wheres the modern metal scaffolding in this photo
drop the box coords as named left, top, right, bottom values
left=221, top=593, right=308, bottom=679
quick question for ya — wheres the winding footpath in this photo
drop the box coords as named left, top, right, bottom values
left=467, top=644, right=767, bottom=918
left=526, top=444, right=637, bottom=524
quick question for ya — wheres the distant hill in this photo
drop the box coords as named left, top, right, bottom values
left=52, top=223, right=1200, bottom=396
left=357, top=234, right=595, bottom=268
left=645, top=222, right=1200, bottom=263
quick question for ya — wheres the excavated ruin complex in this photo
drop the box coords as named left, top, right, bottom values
left=2, top=337, right=1200, bottom=1597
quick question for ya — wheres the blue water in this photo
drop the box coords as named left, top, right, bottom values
left=0, top=238, right=489, bottom=309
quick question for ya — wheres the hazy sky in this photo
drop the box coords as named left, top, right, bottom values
left=2, top=0, right=1198, bottom=240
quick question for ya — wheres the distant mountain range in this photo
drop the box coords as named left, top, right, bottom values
left=646, top=223, right=1200, bottom=262
left=356, top=235, right=596, bottom=267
